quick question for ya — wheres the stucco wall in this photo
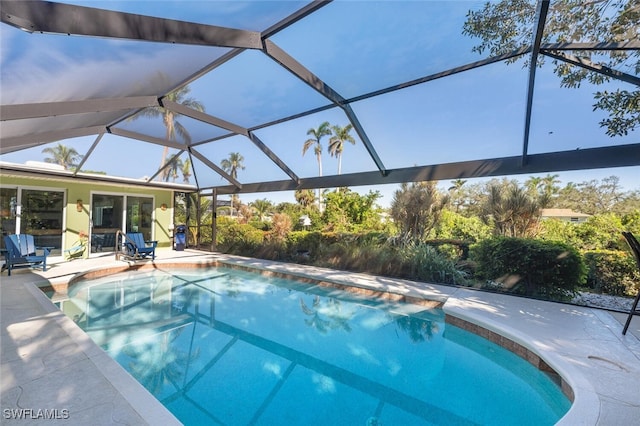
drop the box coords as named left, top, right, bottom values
left=0, top=175, right=174, bottom=250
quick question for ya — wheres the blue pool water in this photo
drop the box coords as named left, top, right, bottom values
left=61, top=267, right=570, bottom=425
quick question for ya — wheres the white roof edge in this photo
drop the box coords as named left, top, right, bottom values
left=0, top=161, right=197, bottom=191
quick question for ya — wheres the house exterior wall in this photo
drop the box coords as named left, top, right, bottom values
left=0, top=174, right=174, bottom=251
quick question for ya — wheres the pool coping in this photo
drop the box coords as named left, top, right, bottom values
left=3, top=251, right=640, bottom=424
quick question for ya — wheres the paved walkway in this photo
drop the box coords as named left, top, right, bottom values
left=1, top=249, right=639, bottom=424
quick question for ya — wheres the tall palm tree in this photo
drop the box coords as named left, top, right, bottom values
left=220, top=152, right=245, bottom=180
left=41, top=143, right=83, bottom=170
left=303, top=121, right=331, bottom=208
left=303, top=121, right=331, bottom=177
left=134, top=86, right=204, bottom=181
left=221, top=152, right=245, bottom=216
left=327, top=124, right=355, bottom=175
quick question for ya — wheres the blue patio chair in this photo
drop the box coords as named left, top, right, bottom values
left=2, top=234, right=50, bottom=276
left=124, top=232, right=157, bottom=260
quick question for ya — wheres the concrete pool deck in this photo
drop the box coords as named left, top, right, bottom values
left=1, top=249, right=639, bottom=425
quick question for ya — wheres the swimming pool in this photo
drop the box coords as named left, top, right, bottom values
left=59, top=266, right=570, bottom=425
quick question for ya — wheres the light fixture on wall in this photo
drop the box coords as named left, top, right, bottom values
left=76, top=199, right=83, bottom=212
left=161, top=203, right=167, bottom=211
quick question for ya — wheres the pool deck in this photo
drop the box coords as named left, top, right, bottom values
left=1, top=248, right=639, bottom=425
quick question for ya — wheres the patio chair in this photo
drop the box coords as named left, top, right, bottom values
left=2, top=234, right=50, bottom=276
left=123, top=232, right=157, bottom=260
left=621, top=231, right=640, bottom=335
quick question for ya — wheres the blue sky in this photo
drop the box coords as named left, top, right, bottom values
left=1, top=1, right=637, bottom=208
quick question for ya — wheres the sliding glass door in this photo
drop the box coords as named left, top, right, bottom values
left=91, top=193, right=154, bottom=252
left=20, top=189, right=64, bottom=254
left=91, top=194, right=123, bottom=252
left=126, top=196, right=153, bottom=241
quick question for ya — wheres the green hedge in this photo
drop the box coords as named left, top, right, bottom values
left=472, top=237, right=586, bottom=299
left=216, top=217, right=264, bottom=256
left=583, top=250, right=640, bottom=296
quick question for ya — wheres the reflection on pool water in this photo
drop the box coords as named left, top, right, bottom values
left=59, top=267, right=570, bottom=425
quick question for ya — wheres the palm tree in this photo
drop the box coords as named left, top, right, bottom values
left=134, top=86, right=204, bottom=181
left=167, top=157, right=182, bottom=183
left=540, top=173, right=561, bottom=207
left=180, top=158, right=192, bottom=184
left=41, top=143, right=83, bottom=170
left=327, top=124, right=355, bottom=175
left=250, top=198, right=274, bottom=222
left=303, top=121, right=331, bottom=177
left=481, top=184, right=542, bottom=238
left=303, top=121, right=331, bottom=208
left=221, top=152, right=245, bottom=216
left=220, top=152, right=245, bottom=180
left=525, top=174, right=559, bottom=208
left=295, top=189, right=316, bottom=209
left=447, top=179, right=467, bottom=213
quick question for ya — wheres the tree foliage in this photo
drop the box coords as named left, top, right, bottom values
left=41, top=143, right=83, bottom=170
left=134, top=85, right=204, bottom=180
left=472, top=237, right=586, bottom=299
left=322, top=188, right=382, bottom=232
left=555, top=175, right=631, bottom=214
left=463, top=0, right=640, bottom=136
left=327, top=123, right=356, bottom=175
left=480, top=182, right=543, bottom=238
left=390, top=181, right=449, bottom=243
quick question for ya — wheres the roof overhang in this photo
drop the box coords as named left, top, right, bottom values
left=0, top=162, right=197, bottom=192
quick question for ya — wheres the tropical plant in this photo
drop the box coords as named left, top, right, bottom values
left=220, top=152, right=245, bottom=180
left=303, top=121, right=332, bottom=208
left=294, top=189, right=316, bottom=209
left=180, top=157, right=192, bottom=183
left=480, top=183, right=542, bottom=238
left=133, top=85, right=204, bottom=181
left=524, top=174, right=559, bottom=208
left=463, top=0, right=640, bottom=136
left=250, top=198, right=274, bottom=222
left=447, top=179, right=467, bottom=213
left=303, top=121, right=331, bottom=177
left=221, top=152, right=245, bottom=216
left=41, top=143, right=83, bottom=170
left=390, top=181, right=449, bottom=243
left=166, top=157, right=182, bottom=183
left=327, top=123, right=355, bottom=175
left=269, top=212, right=292, bottom=243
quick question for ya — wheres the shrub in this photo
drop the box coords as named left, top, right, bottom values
left=472, top=237, right=586, bottom=299
left=583, top=250, right=640, bottom=296
left=287, top=231, right=323, bottom=259
left=401, top=243, right=469, bottom=285
left=268, top=213, right=292, bottom=243
left=216, top=217, right=264, bottom=256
